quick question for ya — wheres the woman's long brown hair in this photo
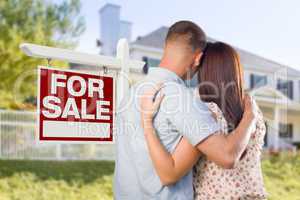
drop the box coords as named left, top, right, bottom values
left=198, top=42, right=245, bottom=131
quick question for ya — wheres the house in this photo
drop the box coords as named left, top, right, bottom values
left=130, top=26, right=300, bottom=150
left=72, top=3, right=300, bottom=150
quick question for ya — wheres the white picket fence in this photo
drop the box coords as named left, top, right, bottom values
left=0, top=109, right=114, bottom=160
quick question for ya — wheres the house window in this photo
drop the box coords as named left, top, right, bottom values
left=250, top=74, right=267, bottom=89
left=279, top=123, right=293, bottom=140
left=277, top=79, right=294, bottom=99
left=142, top=56, right=160, bottom=74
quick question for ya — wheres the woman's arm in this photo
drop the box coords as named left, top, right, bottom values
left=143, top=123, right=201, bottom=186
left=140, top=84, right=201, bottom=186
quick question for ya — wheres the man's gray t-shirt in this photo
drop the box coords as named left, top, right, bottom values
left=114, top=67, right=220, bottom=200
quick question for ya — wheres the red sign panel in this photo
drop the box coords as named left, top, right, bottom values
left=37, top=66, right=114, bottom=142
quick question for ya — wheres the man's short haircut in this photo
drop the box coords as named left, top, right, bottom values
left=166, top=20, right=207, bottom=52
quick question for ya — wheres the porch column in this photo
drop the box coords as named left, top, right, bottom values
left=273, top=107, right=280, bottom=150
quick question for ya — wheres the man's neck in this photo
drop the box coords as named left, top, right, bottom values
left=159, top=57, right=186, bottom=79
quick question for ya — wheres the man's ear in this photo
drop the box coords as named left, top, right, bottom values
left=192, top=50, right=203, bottom=67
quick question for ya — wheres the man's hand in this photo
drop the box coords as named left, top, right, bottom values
left=241, top=94, right=256, bottom=135
left=243, top=94, right=255, bottom=121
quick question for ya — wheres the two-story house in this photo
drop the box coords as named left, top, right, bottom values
left=130, top=26, right=300, bottom=150
left=72, top=3, right=300, bottom=150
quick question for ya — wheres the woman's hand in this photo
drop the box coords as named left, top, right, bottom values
left=140, top=83, right=165, bottom=129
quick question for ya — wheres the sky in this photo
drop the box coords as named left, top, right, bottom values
left=71, top=0, right=300, bottom=71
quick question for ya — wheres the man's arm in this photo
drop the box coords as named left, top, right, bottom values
left=197, top=100, right=255, bottom=168
left=141, top=95, right=254, bottom=185
left=140, top=84, right=255, bottom=185
left=162, top=84, right=255, bottom=169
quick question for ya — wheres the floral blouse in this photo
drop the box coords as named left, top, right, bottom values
left=193, top=100, right=267, bottom=200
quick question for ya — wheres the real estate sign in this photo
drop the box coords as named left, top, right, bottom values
left=37, top=66, right=114, bottom=143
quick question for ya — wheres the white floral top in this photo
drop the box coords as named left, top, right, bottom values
left=193, top=101, right=267, bottom=200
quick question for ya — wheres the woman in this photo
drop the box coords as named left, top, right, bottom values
left=140, top=42, right=267, bottom=199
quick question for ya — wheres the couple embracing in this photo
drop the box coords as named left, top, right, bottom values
left=114, top=21, right=267, bottom=200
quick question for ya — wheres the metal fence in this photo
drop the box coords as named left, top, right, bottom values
left=0, top=109, right=114, bottom=160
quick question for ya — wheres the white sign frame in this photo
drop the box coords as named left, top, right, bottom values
left=20, top=39, right=145, bottom=144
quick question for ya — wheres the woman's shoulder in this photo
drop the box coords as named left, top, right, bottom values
left=203, top=102, right=228, bottom=132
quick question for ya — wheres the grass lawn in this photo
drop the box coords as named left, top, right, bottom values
left=0, top=160, right=114, bottom=200
left=262, top=153, right=300, bottom=200
left=0, top=154, right=299, bottom=200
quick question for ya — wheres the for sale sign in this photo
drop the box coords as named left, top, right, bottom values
left=37, top=66, right=114, bottom=143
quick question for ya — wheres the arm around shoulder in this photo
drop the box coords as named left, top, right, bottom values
left=196, top=95, right=256, bottom=169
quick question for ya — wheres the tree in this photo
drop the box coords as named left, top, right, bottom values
left=0, top=0, right=85, bottom=109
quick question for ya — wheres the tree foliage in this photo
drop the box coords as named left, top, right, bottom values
left=0, top=0, right=85, bottom=109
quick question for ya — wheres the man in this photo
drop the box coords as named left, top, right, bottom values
left=114, top=21, right=255, bottom=199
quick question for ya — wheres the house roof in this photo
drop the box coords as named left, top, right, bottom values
left=131, top=26, right=300, bottom=76
left=250, top=86, right=300, bottom=110
left=132, top=26, right=169, bottom=49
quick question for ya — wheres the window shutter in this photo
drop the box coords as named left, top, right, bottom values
left=142, top=57, right=149, bottom=74
left=250, top=74, right=254, bottom=89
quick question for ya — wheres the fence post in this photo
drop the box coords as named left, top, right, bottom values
left=56, top=144, right=62, bottom=160
left=116, top=38, right=130, bottom=107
